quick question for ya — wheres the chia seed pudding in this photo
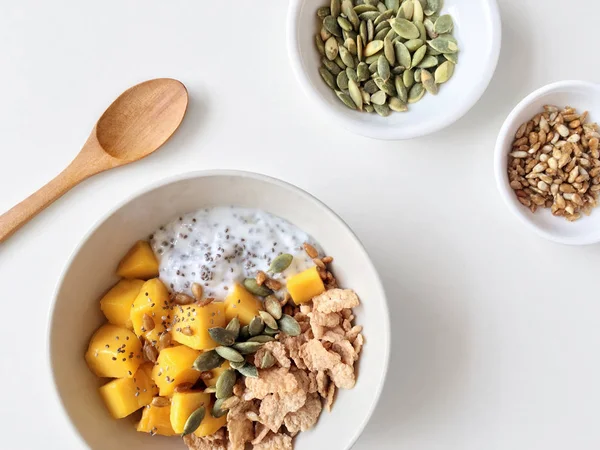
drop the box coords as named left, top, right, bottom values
left=149, top=206, right=322, bottom=298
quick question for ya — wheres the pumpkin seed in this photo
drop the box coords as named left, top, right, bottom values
left=394, top=41, right=412, bottom=68
left=243, top=278, right=272, bottom=297
left=444, top=52, right=458, bottom=64
left=258, top=311, right=279, bottom=330
left=374, top=77, right=396, bottom=96
left=342, top=0, right=360, bottom=29
left=208, top=327, right=236, bottom=346
left=232, top=341, right=265, bottom=355
left=334, top=55, right=346, bottom=69
left=417, top=55, right=438, bottom=68
left=263, top=326, right=279, bottom=336
left=359, top=11, right=380, bottom=21
left=237, top=363, right=259, bottom=378
left=343, top=29, right=357, bottom=42
left=249, top=316, right=265, bottom=336
left=425, top=0, right=442, bottom=16
left=338, top=16, right=353, bottom=31
left=357, top=35, right=364, bottom=61
left=377, top=55, right=391, bottom=81
left=394, top=76, right=408, bottom=102
left=367, top=19, right=374, bottom=41
left=323, top=15, right=342, bottom=37
left=355, top=4, right=378, bottom=14
left=359, top=21, right=368, bottom=43
left=411, top=45, right=427, bottom=68
left=193, top=350, right=224, bottom=372
left=336, top=90, right=357, bottom=109
left=322, top=58, right=341, bottom=75
left=330, top=0, right=340, bottom=17
left=414, top=68, right=422, bottom=83
left=212, top=398, right=229, bottom=418
left=374, top=27, right=390, bottom=41
left=424, top=18, right=438, bottom=39
left=239, top=325, right=250, bottom=341
left=374, top=103, right=391, bottom=117
left=345, top=38, right=357, bottom=55
left=416, top=20, right=427, bottom=40
left=365, top=53, right=380, bottom=65
left=398, top=1, right=413, bottom=20
left=434, top=14, right=453, bottom=34
left=225, top=317, right=240, bottom=340
left=365, top=104, right=375, bottom=113
left=278, top=314, right=301, bottom=337
left=421, top=69, right=438, bottom=95
left=374, top=9, right=394, bottom=25
left=408, top=83, right=425, bottom=103
left=263, top=296, right=282, bottom=320
left=258, top=350, right=276, bottom=369
left=182, top=406, right=205, bottom=436
left=374, top=20, right=391, bottom=34
left=315, top=35, right=326, bottom=56
left=413, top=0, right=424, bottom=23
left=268, top=253, right=293, bottom=274
left=215, top=346, right=245, bottom=364
left=325, top=36, right=339, bottom=60
left=385, top=0, right=400, bottom=12
left=403, top=68, right=415, bottom=88
left=318, top=6, right=331, bottom=19
left=339, top=45, right=355, bottom=68
left=247, top=335, right=275, bottom=343
left=428, top=35, right=458, bottom=53
left=364, top=39, right=384, bottom=57
left=384, top=37, right=395, bottom=65
left=391, top=65, right=405, bottom=75
left=215, top=369, right=236, bottom=399
left=321, top=26, right=332, bottom=42
left=392, top=18, right=419, bottom=39
left=434, top=60, right=454, bottom=83
left=357, top=62, right=370, bottom=82
left=335, top=71, right=348, bottom=90
left=229, top=359, right=245, bottom=370
left=389, top=97, right=408, bottom=112
left=404, top=38, right=424, bottom=52
left=364, top=79, right=379, bottom=94
left=370, top=90, right=387, bottom=105
left=346, top=67, right=358, bottom=82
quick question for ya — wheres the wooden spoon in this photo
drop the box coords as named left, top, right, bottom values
left=0, top=78, right=188, bottom=243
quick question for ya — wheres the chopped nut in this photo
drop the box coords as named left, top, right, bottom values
left=303, top=243, right=318, bottom=258
left=256, top=271, right=267, bottom=286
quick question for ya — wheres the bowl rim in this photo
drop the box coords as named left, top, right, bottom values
left=46, top=169, right=391, bottom=449
left=286, top=0, right=502, bottom=141
left=494, top=79, right=600, bottom=245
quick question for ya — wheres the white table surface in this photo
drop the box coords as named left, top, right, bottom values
left=1, top=0, right=600, bottom=449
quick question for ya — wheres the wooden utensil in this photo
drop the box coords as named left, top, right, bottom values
left=0, top=78, right=188, bottom=243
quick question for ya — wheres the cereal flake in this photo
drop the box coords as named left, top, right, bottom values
left=300, top=339, right=342, bottom=372
left=252, top=432, right=293, bottom=450
left=284, top=392, right=322, bottom=434
left=312, top=289, right=359, bottom=314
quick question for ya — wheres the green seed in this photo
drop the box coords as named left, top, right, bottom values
left=226, top=317, right=240, bottom=340
left=315, top=34, right=326, bottom=56
left=368, top=61, right=378, bottom=73
left=258, top=350, right=276, bottom=369
left=346, top=67, right=357, bottom=82
left=239, top=325, right=250, bottom=341
left=354, top=4, right=378, bottom=14
left=394, top=41, right=411, bottom=69
left=403, top=69, right=415, bottom=88
left=364, top=79, right=379, bottom=94
left=413, top=0, right=424, bottom=23
left=374, top=76, right=396, bottom=96
left=434, top=60, right=455, bottom=83
left=408, top=83, right=425, bottom=103
left=334, top=55, right=346, bottom=69
left=232, top=341, right=265, bottom=355
left=337, top=70, right=349, bottom=90
left=278, top=314, right=301, bottom=337
left=258, top=311, right=279, bottom=330
left=389, top=97, right=408, bottom=112
left=215, top=346, right=245, bottom=364
left=342, top=0, right=360, bottom=29
left=411, top=45, right=427, bottom=68
left=345, top=38, right=357, bottom=55
left=208, top=327, right=236, bottom=346
left=249, top=316, right=265, bottom=336
left=377, top=55, right=390, bottom=81
left=364, top=40, right=384, bottom=57
left=414, top=68, right=422, bottom=83
left=365, top=53, right=380, bottom=65
left=424, top=18, right=438, bottom=39
left=374, top=20, right=391, bottom=34
left=394, top=75, right=408, bottom=102
left=268, top=254, right=293, bottom=273
left=355, top=62, right=369, bottom=82
left=416, top=20, right=427, bottom=41
left=359, top=11, right=379, bottom=21
left=330, top=0, right=340, bottom=17
left=367, top=19, right=374, bottom=41
left=444, top=52, right=458, bottom=64
left=325, top=36, right=339, bottom=60
left=370, top=90, right=387, bottom=105
left=229, top=360, right=245, bottom=370
left=263, top=326, right=279, bottom=336
left=357, top=35, right=364, bottom=61
left=392, top=18, right=419, bottom=39
left=384, top=37, right=395, bottom=65
left=343, top=29, right=358, bottom=42
left=425, top=0, right=442, bottom=16
left=428, top=35, right=458, bottom=54
left=192, top=350, right=224, bottom=372
left=212, top=398, right=228, bottom=418
left=337, top=16, right=353, bottom=31
left=398, top=1, right=413, bottom=20
left=336, top=91, right=357, bottom=110
left=324, top=15, right=342, bottom=37
left=404, top=39, right=424, bottom=52
left=434, top=14, right=453, bottom=34
left=421, top=69, right=438, bottom=95
left=182, top=406, right=205, bottom=436
left=377, top=2, right=387, bottom=12
left=374, top=9, right=394, bottom=26
left=322, top=58, right=341, bottom=75
left=374, top=28, right=390, bottom=41
left=264, top=296, right=282, bottom=320
left=236, top=363, right=259, bottom=378
left=339, top=45, right=355, bottom=68
left=385, top=0, right=400, bottom=13
left=417, top=55, right=438, bottom=68
left=318, top=7, right=331, bottom=19
left=247, top=335, right=275, bottom=343
left=243, top=278, right=272, bottom=297
left=391, top=65, right=405, bottom=75
left=373, top=103, right=391, bottom=117
left=215, top=369, right=237, bottom=399
left=365, top=104, right=375, bottom=113
left=359, top=21, right=368, bottom=43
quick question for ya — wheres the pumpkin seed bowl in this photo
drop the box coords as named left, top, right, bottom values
left=287, top=0, right=501, bottom=140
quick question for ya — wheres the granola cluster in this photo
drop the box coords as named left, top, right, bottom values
left=184, top=289, right=364, bottom=450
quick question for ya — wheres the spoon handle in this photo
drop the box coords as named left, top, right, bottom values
left=0, top=140, right=111, bottom=243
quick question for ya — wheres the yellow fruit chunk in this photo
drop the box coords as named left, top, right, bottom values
left=117, top=240, right=159, bottom=280
left=100, top=279, right=145, bottom=329
left=195, top=403, right=227, bottom=437
left=205, top=361, right=230, bottom=388
left=131, top=278, right=170, bottom=343
left=139, top=362, right=159, bottom=396
left=224, top=284, right=263, bottom=325
left=85, top=324, right=142, bottom=378
left=172, top=302, right=226, bottom=350
left=98, top=365, right=154, bottom=418
left=286, top=266, right=325, bottom=304
left=137, top=403, right=176, bottom=436
left=170, top=391, right=211, bottom=434
left=151, top=345, right=201, bottom=396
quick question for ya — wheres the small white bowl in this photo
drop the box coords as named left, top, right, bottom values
left=494, top=80, right=600, bottom=245
left=47, top=170, right=390, bottom=450
left=287, top=0, right=501, bottom=140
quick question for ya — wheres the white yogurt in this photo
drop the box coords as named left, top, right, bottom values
left=150, top=206, right=321, bottom=299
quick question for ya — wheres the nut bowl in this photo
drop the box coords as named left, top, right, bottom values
left=47, top=170, right=390, bottom=449
left=494, top=80, right=600, bottom=245
left=287, top=0, right=501, bottom=140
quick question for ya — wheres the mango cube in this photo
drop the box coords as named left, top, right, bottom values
left=205, top=360, right=230, bottom=388
left=170, top=391, right=211, bottom=434
left=151, top=345, right=201, bottom=396
left=98, top=365, right=154, bottom=418
left=224, top=284, right=263, bottom=325
left=172, top=302, right=226, bottom=350
left=85, top=324, right=142, bottom=378
left=286, top=266, right=325, bottom=304
left=137, top=403, right=176, bottom=436
left=195, top=402, right=227, bottom=437
left=131, top=278, right=170, bottom=343
left=139, top=362, right=159, bottom=396
left=100, top=279, right=145, bottom=329
left=117, top=240, right=159, bottom=280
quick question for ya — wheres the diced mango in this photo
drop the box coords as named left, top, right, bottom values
left=117, top=240, right=159, bottom=280
left=172, top=302, right=226, bottom=350
left=286, top=266, right=325, bottom=304
left=151, top=346, right=201, bottom=396
left=131, top=278, right=170, bottom=343
left=139, top=362, right=159, bottom=396
left=85, top=324, right=142, bottom=378
left=98, top=365, right=154, bottom=418
left=100, top=279, right=145, bottom=329
left=137, top=403, right=176, bottom=436
left=224, top=284, right=263, bottom=325
left=194, top=402, right=227, bottom=437
left=170, top=391, right=211, bottom=434
left=205, top=360, right=230, bottom=388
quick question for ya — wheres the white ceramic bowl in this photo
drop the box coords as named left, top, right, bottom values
left=494, top=80, right=600, bottom=245
left=287, top=0, right=501, bottom=140
left=48, top=170, right=390, bottom=449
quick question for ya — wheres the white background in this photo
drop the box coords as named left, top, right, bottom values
left=1, top=1, right=599, bottom=449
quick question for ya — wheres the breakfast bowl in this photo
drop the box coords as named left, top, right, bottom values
left=494, top=80, right=600, bottom=245
left=48, top=170, right=390, bottom=449
left=287, top=0, right=501, bottom=140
